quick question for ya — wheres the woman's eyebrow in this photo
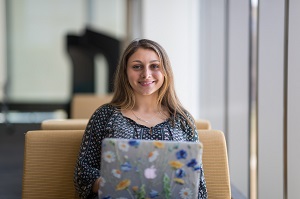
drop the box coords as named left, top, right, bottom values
left=150, top=60, right=160, bottom=63
left=131, top=60, right=160, bottom=63
left=131, top=60, right=142, bottom=63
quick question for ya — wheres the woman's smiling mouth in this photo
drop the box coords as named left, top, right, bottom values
left=139, top=81, right=155, bottom=86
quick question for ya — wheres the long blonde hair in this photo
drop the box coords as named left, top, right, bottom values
left=110, top=39, right=195, bottom=130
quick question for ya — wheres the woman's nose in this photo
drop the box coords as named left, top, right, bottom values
left=141, top=68, right=151, bottom=78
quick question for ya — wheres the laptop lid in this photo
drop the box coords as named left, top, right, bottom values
left=99, top=138, right=203, bottom=199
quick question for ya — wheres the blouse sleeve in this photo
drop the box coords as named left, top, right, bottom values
left=181, top=112, right=208, bottom=198
left=74, top=105, right=114, bottom=199
left=180, top=111, right=199, bottom=142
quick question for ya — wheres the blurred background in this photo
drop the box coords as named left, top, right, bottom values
left=0, top=0, right=299, bottom=199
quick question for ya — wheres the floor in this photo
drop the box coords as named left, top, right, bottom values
left=0, top=123, right=247, bottom=199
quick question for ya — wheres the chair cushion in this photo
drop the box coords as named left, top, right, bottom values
left=22, top=130, right=84, bottom=199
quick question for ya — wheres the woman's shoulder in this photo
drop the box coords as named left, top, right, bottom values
left=91, top=103, right=118, bottom=118
left=174, top=109, right=194, bottom=122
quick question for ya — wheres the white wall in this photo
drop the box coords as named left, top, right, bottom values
left=200, top=0, right=300, bottom=198
left=142, top=0, right=201, bottom=119
left=7, top=0, right=86, bottom=102
left=227, top=0, right=249, bottom=196
left=288, top=0, right=300, bottom=197
left=88, top=0, right=126, bottom=40
left=258, top=0, right=285, bottom=198
left=200, top=0, right=249, bottom=197
left=257, top=1, right=300, bottom=198
left=199, top=0, right=226, bottom=131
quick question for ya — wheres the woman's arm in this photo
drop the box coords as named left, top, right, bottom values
left=74, top=104, right=114, bottom=199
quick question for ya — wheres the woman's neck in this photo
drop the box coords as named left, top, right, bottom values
left=120, top=93, right=169, bottom=127
left=133, top=94, right=160, bottom=113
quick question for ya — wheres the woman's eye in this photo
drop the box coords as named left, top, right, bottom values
left=151, top=64, right=160, bottom=69
left=132, top=65, right=142, bottom=69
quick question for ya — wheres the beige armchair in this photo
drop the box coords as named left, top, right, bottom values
left=22, top=129, right=230, bottom=198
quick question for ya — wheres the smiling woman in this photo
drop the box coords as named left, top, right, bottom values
left=1, top=1, right=206, bottom=199
left=73, top=39, right=208, bottom=199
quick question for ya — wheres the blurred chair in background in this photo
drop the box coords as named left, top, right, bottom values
left=70, top=93, right=113, bottom=119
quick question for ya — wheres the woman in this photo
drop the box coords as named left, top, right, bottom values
left=74, top=39, right=207, bottom=198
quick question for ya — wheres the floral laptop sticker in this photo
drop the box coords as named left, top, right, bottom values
left=99, top=138, right=203, bottom=199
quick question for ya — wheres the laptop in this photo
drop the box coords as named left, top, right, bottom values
left=98, top=138, right=203, bottom=199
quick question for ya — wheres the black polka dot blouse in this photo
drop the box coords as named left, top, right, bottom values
left=74, top=104, right=207, bottom=199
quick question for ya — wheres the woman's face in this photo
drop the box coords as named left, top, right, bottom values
left=127, top=48, right=165, bottom=97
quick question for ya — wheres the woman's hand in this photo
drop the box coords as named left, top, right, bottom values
left=92, top=178, right=101, bottom=193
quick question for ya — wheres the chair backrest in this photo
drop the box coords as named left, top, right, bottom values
left=22, top=129, right=230, bottom=198
left=41, top=119, right=88, bottom=130
left=198, top=130, right=231, bottom=198
left=41, top=118, right=211, bottom=130
left=70, top=94, right=113, bottom=119
left=22, top=130, right=83, bottom=199
left=195, top=119, right=212, bottom=130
